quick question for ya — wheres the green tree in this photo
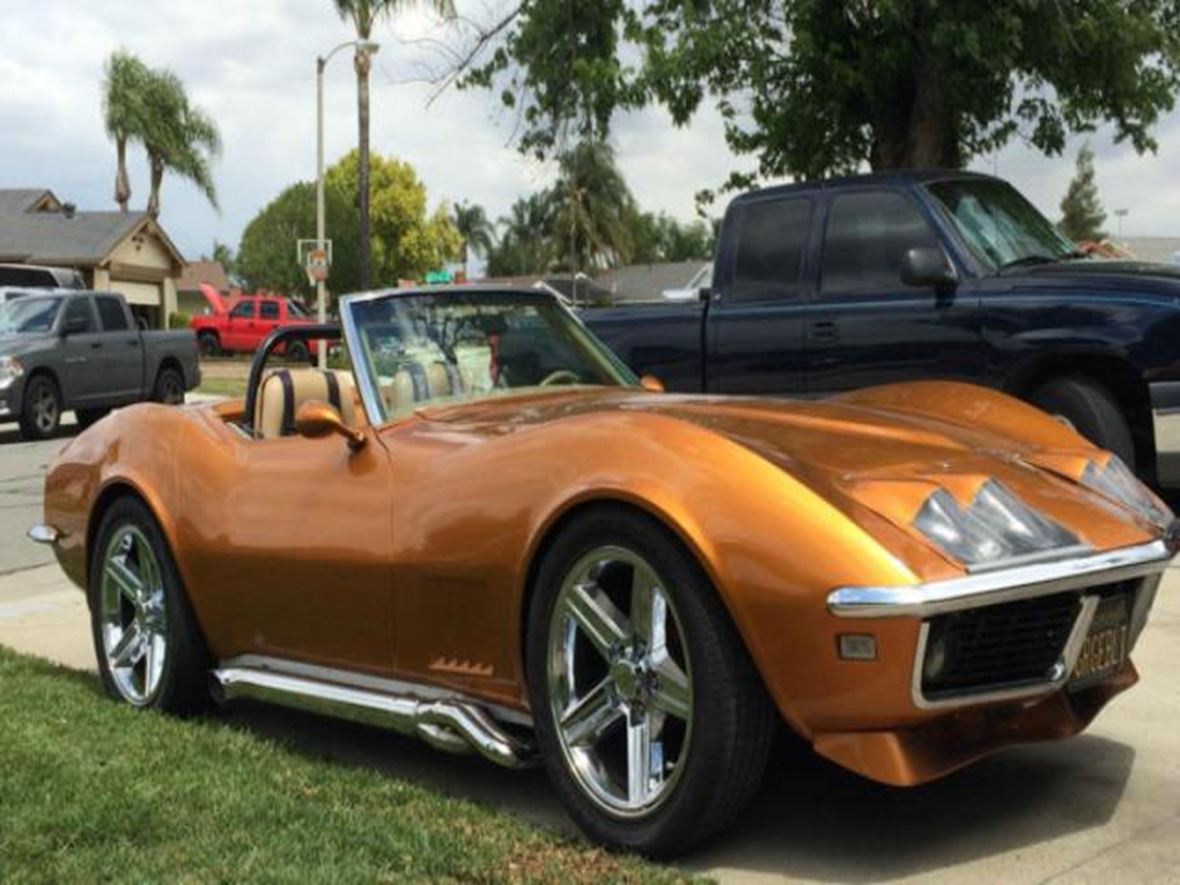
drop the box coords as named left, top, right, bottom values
left=488, top=194, right=555, bottom=276
left=452, top=201, right=496, bottom=267
left=211, top=240, right=236, bottom=277
left=626, top=210, right=715, bottom=263
left=1058, top=144, right=1107, bottom=242
left=457, top=1, right=1180, bottom=189
left=548, top=140, right=635, bottom=272
left=236, top=151, right=461, bottom=301
left=333, top=0, right=454, bottom=289
left=102, top=52, right=153, bottom=212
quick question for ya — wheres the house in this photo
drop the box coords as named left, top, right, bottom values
left=177, top=259, right=230, bottom=317
left=0, top=188, right=184, bottom=328
left=476, top=273, right=614, bottom=305
left=595, top=260, right=711, bottom=303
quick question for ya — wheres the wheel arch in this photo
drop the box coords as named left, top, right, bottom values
left=1003, top=351, right=1154, bottom=476
left=85, top=476, right=182, bottom=590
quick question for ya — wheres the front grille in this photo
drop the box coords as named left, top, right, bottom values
left=920, top=591, right=1081, bottom=697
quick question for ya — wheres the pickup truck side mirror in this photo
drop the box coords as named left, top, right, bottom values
left=901, top=247, right=957, bottom=292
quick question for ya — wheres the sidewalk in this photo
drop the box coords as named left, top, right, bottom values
left=0, top=564, right=92, bottom=670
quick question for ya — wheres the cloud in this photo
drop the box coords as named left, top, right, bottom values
left=0, top=0, right=1176, bottom=266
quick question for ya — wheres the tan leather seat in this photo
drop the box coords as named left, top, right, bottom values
left=381, top=360, right=466, bottom=415
left=254, top=368, right=358, bottom=440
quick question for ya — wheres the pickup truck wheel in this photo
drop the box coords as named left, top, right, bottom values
left=153, top=367, right=185, bottom=405
left=1029, top=376, right=1136, bottom=469
left=285, top=340, right=310, bottom=364
left=526, top=506, right=776, bottom=856
left=197, top=332, right=220, bottom=357
left=19, top=375, right=61, bottom=440
left=89, top=496, right=211, bottom=714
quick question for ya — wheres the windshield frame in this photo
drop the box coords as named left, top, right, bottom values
left=923, top=176, right=1078, bottom=274
left=340, top=287, right=639, bottom=427
left=0, top=295, right=64, bottom=335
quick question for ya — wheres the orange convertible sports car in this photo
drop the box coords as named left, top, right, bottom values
left=32, top=286, right=1178, bottom=855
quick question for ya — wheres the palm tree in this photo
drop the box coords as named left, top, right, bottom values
left=452, top=201, right=495, bottom=270
left=102, top=52, right=153, bottom=212
left=550, top=140, right=635, bottom=274
left=141, top=68, right=222, bottom=217
left=488, top=194, right=554, bottom=276
left=334, top=0, right=453, bottom=289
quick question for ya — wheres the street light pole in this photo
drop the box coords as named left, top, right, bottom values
left=315, top=40, right=378, bottom=369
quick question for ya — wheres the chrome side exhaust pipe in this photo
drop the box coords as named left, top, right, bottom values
left=211, top=667, right=535, bottom=769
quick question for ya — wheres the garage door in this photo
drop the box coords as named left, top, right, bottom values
left=110, top=279, right=163, bottom=308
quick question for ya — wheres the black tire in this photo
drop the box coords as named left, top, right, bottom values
left=153, top=366, right=185, bottom=405
left=1029, top=376, right=1136, bottom=468
left=18, top=374, right=61, bottom=440
left=526, top=505, right=776, bottom=856
left=76, top=407, right=111, bottom=430
left=285, top=340, right=310, bottom=364
left=88, top=496, right=211, bottom=714
left=197, top=332, right=220, bottom=357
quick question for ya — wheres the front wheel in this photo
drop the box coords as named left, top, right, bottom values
left=89, top=497, right=210, bottom=713
left=1029, top=376, right=1135, bottom=469
left=197, top=332, right=220, bottom=357
left=19, top=374, right=61, bottom=440
left=526, top=506, right=775, bottom=856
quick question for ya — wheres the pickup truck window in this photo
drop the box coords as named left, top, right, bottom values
left=0, top=296, right=62, bottom=333
left=925, top=178, right=1075, bottom=271
left=63, top=297, right=96, bottom=333
left=260, top=301, right=280, bottom=320
left=95, top=295, right=129, bottom=331
left=230, top=301, right=255, bottom=319
left=821, top=191, right=940, bottom=295
left=731, top=197, right=812, bottom=300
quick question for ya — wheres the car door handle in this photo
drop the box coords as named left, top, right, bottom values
left=808, top=321, right=839, bottom=343
left=65, top=357, right=86, bottom=365
left=90, top=341, right=103, bottom=350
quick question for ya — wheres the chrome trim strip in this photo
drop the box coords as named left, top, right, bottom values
left=26, top=523, right=60, bottom=545
left=911, top=595, right=1100, bottom=710
left=212, top=664, right=536, bottom=769
left=827, top=540, right=1172, bottom=619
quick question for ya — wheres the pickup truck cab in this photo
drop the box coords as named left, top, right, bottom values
left=191, top=293, right=317, bottom=362
left=584, top=170, right=1180, bottom=490
left=0, top=291, right=200, bottom=440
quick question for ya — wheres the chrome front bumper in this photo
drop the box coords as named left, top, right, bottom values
left=1152, top=380, right=1180, bottom=487
left=27, top=523, right=61, bottom=545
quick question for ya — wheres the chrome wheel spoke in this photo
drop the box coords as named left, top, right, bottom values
left=99, top=525, right=168, bottom=705
left=564, top=582, right=628, bottom=659
left=561, top=679, right=623, bottom=746
left=626, top=713, right=654, bottom=806
left=651, top=658, right=691, bottom=721
left=110, top=622, right=144, bottom=667
left=107, top=555, right=143, bottom=604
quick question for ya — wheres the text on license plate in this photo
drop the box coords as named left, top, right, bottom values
left=1069, top=595, right=1130, bottom=688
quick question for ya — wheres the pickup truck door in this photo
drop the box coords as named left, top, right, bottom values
left=57, top=296, right=105, bottom=406
left=93, top=294, right=143, bottom=402
left=706, top=195, right=814, bottom=394
left=223, top=300, right=257, bottom=351
left=803, top=188, right=982, bottom=395
left=258, top=299, right=283, bottom=340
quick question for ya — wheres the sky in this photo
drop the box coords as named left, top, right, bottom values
left=2, top=0, right=1178, bottom=264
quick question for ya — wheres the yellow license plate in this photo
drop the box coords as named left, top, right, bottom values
left=1069, top=596, right=1129, bottom=689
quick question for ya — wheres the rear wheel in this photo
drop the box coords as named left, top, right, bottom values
left=197, top=332, right=220, bottom=357
left=285, top=340, right=310, bottom=364
left=153, top=366, right=185, bottom=405
left=1029, top=376, right=1135, bottom=468
left=19, top=374, right=61, bottom=440
left=89, top=497, right=210, bottom=713
left=526, top=506, right=775, bottom=856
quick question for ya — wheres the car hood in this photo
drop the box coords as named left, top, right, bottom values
left=1013, top=258, right=1180, bottom=298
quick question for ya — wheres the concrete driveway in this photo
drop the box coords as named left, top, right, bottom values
left=1, top=421, right=1177, bottom=883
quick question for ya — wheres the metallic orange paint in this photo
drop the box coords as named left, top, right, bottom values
left=40, top=379, right=1171, bottom=786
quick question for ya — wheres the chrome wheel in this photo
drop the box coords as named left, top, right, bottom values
left=99, top=525, right=168, bottom=705
left=547, top=546, right=693, bottom=817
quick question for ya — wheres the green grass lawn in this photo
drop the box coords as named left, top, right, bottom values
left=0, top=648, right=692, bottom=883
left=192, top=375, right=248, bottom=399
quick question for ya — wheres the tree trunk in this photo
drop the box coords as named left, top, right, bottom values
left=147, top=153, right=164, bottom=218
left=114, top=137, right=131, bottom=212
left=356, top=49, right=372, bottom=290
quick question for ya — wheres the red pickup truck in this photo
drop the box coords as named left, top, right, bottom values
left=191, top=289, right=318, bottom=362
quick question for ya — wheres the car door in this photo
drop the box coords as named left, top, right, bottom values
left=223, top=299, right=256, bottom=351
left=804, top=188, right=983, bottom=395
left=57, top=296, right=104, bottom=405
left=705, top=194, right=814, bottom=394
left=93, top=294, right=142, bottom=402
left=258, top=299, right=282, bottom=340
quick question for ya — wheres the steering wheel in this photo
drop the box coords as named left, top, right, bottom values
left=539, top=369, right=582, bottom=387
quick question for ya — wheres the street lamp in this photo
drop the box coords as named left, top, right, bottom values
left=316, top=39, right=379, bottom=368
left=1114, top=208, right=1129, bottom=240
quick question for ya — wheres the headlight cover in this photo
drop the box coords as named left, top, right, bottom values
left=0, top=355, right=22, bottom=385
left=913, top=479, right=1085, bottom=570
left=1081, top=455, right=1174, bottom=529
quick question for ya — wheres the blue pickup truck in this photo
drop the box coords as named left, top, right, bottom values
left=584, top=170, right=1180, bottom=490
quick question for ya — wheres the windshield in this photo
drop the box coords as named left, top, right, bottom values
left=345, top=290, right=638, bottom=422
left=925, top=178, right=1077, bottom=271
left=0, top=297, right=62, bottom=334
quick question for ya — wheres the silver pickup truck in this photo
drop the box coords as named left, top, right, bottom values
left=0, top=290, right=200, bottom=440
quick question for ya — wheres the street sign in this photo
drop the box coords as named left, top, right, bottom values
left=296, top=239, right=333, bottom=286
left=423, top=269, right=452, bottom=284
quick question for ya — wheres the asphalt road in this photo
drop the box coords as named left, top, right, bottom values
left=0, top=419, right=1177, bottom=883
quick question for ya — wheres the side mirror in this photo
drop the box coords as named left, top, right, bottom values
left=640, top=375, right=665, bottom=393
left=901, top=247, right=957, bottom=292
left=294, top=401, right=366, bottom=451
